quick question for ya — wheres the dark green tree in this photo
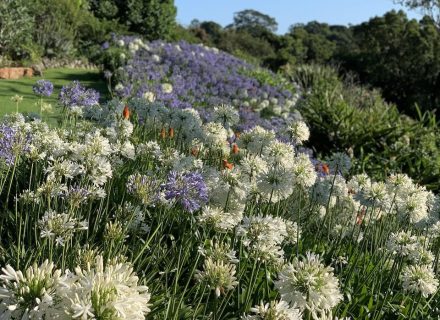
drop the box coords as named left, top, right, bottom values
left=231, top=9, right=278, bottom=34
left=126, top=0, right=176, bottom=39
left=0, top=0, right=35, bottom=60
left=394, top=0, right=440, bottom=26
left=344, top=10, right=440, bottom=115
left=88, top=0, right=177, bottom=40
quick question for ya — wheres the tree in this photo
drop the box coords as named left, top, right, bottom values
left=344, top=10, right=440, bottom=115
left=394, top=0, right=440, bottom=26
left=126, top=0, right=177, bottom=40
left=0, top=0, right=34, bottom=60
left=89, top=0, right=177, bottom=40
left=231, top=9, right=278, bottom=34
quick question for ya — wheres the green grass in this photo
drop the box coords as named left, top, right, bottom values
left=0, top=68, right=109, bottom=120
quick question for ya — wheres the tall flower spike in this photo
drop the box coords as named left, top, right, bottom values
left=223, top=159, right=234, bottom=170
left=160, top=127, right=167, bottom=139
left=232, top=143, right=239, bottom=154
left=123, top=105, right=130, bottom=119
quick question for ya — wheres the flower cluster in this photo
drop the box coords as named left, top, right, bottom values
left=0, top=257, right=151, bottom=319
left=2, top=39, right=440, bottom=319
left=163, top=171, right=209, bottom=213
left=59, top=80, right=100, bottom=108
left=275, top=252, right=343, bottom=319
left=32, top=80, right=53, bottom=97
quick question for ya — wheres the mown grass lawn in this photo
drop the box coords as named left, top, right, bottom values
left=0, top=68, right=109, bottom=120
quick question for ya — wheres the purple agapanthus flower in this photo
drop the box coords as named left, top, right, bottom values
left=33, top=80, right=53, bottom=97
left=163, top=171, right=208, bottom=213
left=59, top=81, right=100, bottom=108
left=0, top=124, right=30, bottom=166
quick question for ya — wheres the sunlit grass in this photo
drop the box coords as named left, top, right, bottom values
left=0, top=68, right=108, bottom=122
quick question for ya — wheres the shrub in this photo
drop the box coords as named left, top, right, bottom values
left=0, top=0, right=34, bottom=61
left=292, top=64, right=440, bottom=191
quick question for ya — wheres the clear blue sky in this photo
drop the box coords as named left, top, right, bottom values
left=175, top=0, right=421, bottom=34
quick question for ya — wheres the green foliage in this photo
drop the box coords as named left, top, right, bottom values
left=216, top=30, right=275, bottom=62
left=344, top=10, right=440, bottom=117
left=240, top=67, right=298, bottom=94
left=395, top=0, right=440, bottom=26
left=127, top=0, right=176, bottom=39
left=94, top=46, right=129, bottom=75
left=0, top=0, right=35, bottom=61
left=169, top=24, right=201, bottom=44
left=291, top=64, right=440, bottom=191
left=77, top=15, right=128, bottom=60
left=287, top=22, right=343, bottom=64
left=88, top=0, right=177, bottom=40
left=231, top=9, right=278, bottom=34
left=28, top=0, right=91, bottom=58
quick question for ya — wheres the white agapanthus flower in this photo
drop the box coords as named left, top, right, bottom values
left=161, top=83, right=173, bottom=94
left=202, top=122, right=229, bottom=153
left=400, top=265, right=439, bottom=298
left=86, top=156, right=113, bottom=186
left=237, top=126, right=276, bottom=155
left=0, top=261, right=62, bottom=319
left=312, top=175, right=348, bottom=207
left=275, top=252, right=343, bottom=318
left=115, top=83, right=124, bottom=92
left=39, top=210, right=88, bottom=246
left=195, top=258, right=238, bottom=297
left=142, top=91, right=156, bottom=102
left=292, top=153, right=317, bottom=188
left=107, top=119, right=134, bottom=140
left=243, top=300, right=302, bottom=320
left=137, top=140, right=163, bottom=162
left=262, top=141, right=296, bottom=170
left=285, top=120, right=310, bottom=145
left=58, top=255, right=151, bottom=319
left=257, top=167, right=295, bottom=203
left=117, top=140, right=136, bottom=159
left=198, top=206, right=243, bottom=232
left=239, top=155, right=268, bottom=182
left=395, top=184, right=430, bottom=224
left=237, top=215, right=292, bottom=262
left=387, top=173, right=414, bottom=192
left=212, top=104, right=240, bottom=129
left=45, top=159, right=84, bottom=181
left=198, top=240, right=239, bottom=264
left=355, top=181, right=391, bottom=212
left=347, top=173, right=371, bottom=194
left=327, top=152, right=351, bottom=175
left=205, top=167, right=248, bottom=214
left=385, top=230, right=420, bottom=258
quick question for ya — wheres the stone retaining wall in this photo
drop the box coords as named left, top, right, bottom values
left=0, top=68, right=33, bottom=80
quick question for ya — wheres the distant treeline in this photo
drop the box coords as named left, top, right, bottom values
left=182, top=9, right=440, bottom=117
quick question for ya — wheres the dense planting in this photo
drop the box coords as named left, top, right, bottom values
left=1, top=40, right=440, bottom=320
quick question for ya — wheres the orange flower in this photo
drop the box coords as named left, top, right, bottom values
left=322, top=164, right=330, bottom=175
left=160, top=127, right=167, bottom=139
left=356, top=208, right=366, bottom=225
left=222, top=159, right=234, bottom=170
left=232, top=143, right=239, bottom=154
left=122, top=105, right=130, bottom=119
left=168, top=127, right=174, bottom=138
